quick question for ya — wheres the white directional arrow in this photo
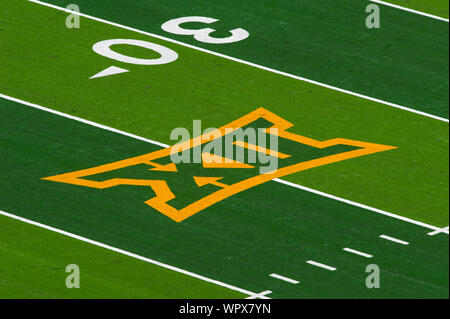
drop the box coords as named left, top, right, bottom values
left=89, top=66, right=129, bottom=79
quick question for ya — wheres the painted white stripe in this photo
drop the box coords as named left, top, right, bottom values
left=273, top=178, right=445, bottom=233
left=427, top=226, right=449, bottom=236
left=28, top=0, right=448, bottom=123
left=269, top=273, right=299, bottom=284
left=0, top=209, right=259, bottom=298
left=245, top=290, right=272, bottom=299
left=306, top=260, right=336, bottom=271
left=343, top=247, right=373, bottom=258
left=0, top=92, right=445, bottom=234
left=370, top=0, right=449, bottom=23
left=379, top=234, right=409, bottom=245
left=0, top=93, right=170, bottom=149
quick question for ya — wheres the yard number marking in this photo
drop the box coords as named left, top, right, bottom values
left=161, top=16, right=249, bottom=44
left=89, top=17, right=250, bottom=79
left=91, top=17, right=248, bottom=79
left=90, top=39, right=178, bottom=79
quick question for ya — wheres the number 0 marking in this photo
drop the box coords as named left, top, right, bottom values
left=92, top=39, right=179, bottom=65
left=161, top=16, right=249, bottom=44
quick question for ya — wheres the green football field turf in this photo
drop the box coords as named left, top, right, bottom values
left=381, top=0, right=449, bottom=18
left=42, top=0, right=450, bottom=118
left=0, top=0, right=448, bottom=299
left=0, top=214, right=245, bottom=298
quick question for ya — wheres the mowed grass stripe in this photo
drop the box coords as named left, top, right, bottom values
left=0, top=214, right=246, bottom=298
left=372, top=0, right=449, bottom=19
left=1, top=91, right=441, bottom=232
left=29, top=0, right=448, bottom=124
left=43, top=0, right=449, bottom=118
left=1, top=98, right=447, bottom=298
left=1, top=0, right=447, bottom=225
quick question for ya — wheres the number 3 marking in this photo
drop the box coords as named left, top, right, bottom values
left=161, top=16, right=249, bottom=44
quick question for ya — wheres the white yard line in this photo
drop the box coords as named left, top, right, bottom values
left=273, top=179, right=445, bottom=233
left=370, top=0, right=449, bottom=23
left=245, top=290, right=272, bottom=299
left=28, top=0, right=449, bottom=123
left=379, top=234, right=409, bottom=245
left=306, top=260, right=337, bottom=271
left=0, top=209, right=262, bottom=298
left=343, top=247, right=373, bottom=258
left=427, top=226, right=449, bottom=236
left=0, top=93, right=169, bottom=149
left=1, top=92, right=446, bottom=234
left=269, top=273, right=300, bottom=284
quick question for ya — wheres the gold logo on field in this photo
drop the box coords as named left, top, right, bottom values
left=43, top=108, right=396, bottom=222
